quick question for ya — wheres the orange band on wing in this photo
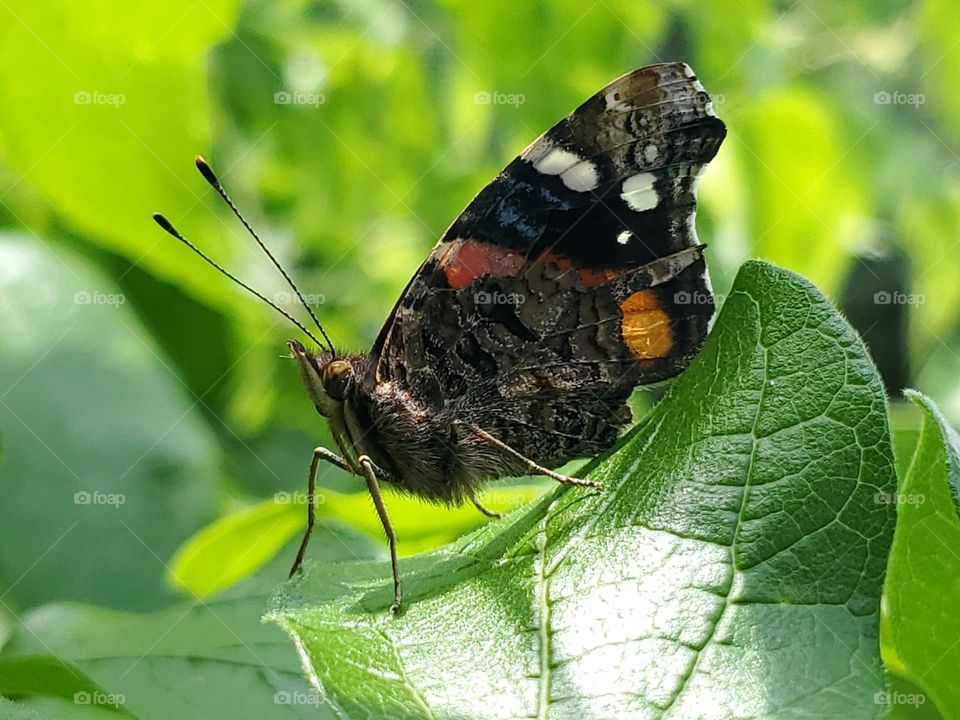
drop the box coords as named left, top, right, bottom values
left=620, top=290, right=674, bottom=360
left=536, top=251, right=623, bottom=288
left=439, top=239, right=625, bottom=290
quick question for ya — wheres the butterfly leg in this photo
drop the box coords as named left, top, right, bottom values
left=471, top=494, right=503, bottom=519
left=289, top=447, right=350, bottom=577
left=358, top=454, right=402, bottom=614
left=465, top=424, right=603, bottom=490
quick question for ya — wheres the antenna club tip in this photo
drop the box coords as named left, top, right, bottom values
left=152, top=212, right=178, bottom=236
left=194, top=155, right=220, bottom=187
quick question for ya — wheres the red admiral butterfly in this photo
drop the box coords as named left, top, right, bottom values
left=154, top=62, right=725, bottom=613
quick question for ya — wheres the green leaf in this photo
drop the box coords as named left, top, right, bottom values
left=881, top=391, right=960, bottom=717
left=0, top=697, right=47, bottom=720
left=169, top=499, right=308, bottom=599
left=0, top=698, right=119, bottom=720
left=882, top=676, right=945, bottom=720
left=0, top=0, right=241, bottom=309
left=318, top=484, right=545, bottom=556
left=170, top=486, right=546, bottom=597
left=0, top=656, right=129, bottom=715
left=3, top=585, right=335, bottom=720
left=0, top=235, right=219, bottom=610
left=266, top=260, right=896, bottom=718
left=889, top=399, right=924, bottom=481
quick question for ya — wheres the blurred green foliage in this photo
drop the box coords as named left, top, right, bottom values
left=169, top=484, right=543, bottom=597
left=0, top=0, right=959, bottom=716
left=882, top=392, right=960, bottom=719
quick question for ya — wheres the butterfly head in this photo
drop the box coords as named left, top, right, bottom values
left=288, top=339, right=352, bottom=417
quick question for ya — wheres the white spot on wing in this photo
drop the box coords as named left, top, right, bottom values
left=532, top=145, right=580, bottom=174
left=621, top=172, right=659, bottom=212
left=617, top=230, right=633, bottom=245
left=525, top=142, right=598, bottom=192
left=643, top=144, right=659, bottom=165
left=560, top=161, right=599, bottom=191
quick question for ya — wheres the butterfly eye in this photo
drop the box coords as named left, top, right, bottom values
left=322, top=360, right=352, bottom=400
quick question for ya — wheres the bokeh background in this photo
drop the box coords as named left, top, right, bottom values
left=0, top=0, right=957, bottom=684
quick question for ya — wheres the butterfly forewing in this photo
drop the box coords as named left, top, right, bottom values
left=370, top=62, right=726, bottom=467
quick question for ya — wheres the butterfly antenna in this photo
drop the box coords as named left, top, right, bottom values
left=151, top=213, right=326, bottom=349
left=194, top=155, right=335, bottom=353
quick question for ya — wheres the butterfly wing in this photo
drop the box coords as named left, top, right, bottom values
left=370, top=62, right=726, bottom=466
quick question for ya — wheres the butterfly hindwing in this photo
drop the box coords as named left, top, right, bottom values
left=370, top=62, right=726, bottom=467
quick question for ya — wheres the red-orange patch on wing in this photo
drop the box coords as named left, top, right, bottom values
left=440, top=239, right=527, bottom=289
left=536, top=252, right=623, bottom=288
left=620, top=290, right=674, bottom=360
left=439, top=241, right=626, bottom=290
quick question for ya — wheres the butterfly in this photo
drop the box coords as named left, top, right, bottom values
left=154, top=61, right=726, bottom=613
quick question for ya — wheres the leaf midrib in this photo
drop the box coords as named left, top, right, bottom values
left=534, top=501, right=554, bottom=720
left=657, top=291, right=765, bottom=718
